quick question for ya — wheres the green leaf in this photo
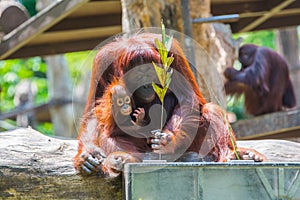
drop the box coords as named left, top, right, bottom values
left=161, top=21, right=166, bottom=46
left=162, top=86, right=168, bottom=101
left=165, top=35, right=173, bottom=52
left=152, top=82, right=165, bottom=103
left=152, top=62, right=166, bottom=87
left=166, top=56, right=174, bottom=68
left=165, top=69, right=173, bottom=87
left=165, top=79, right=171, bottom=90
left=155, top=39, right=168, bottom=66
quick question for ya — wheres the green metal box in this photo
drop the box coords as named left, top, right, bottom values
left=124, top=162, right=300, bottom=200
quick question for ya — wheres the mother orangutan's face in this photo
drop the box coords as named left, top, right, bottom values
left=124, top=64, right=157, bottom=103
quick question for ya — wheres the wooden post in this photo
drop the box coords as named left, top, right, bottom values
left=13, top=79, right=37, bottom=128
left=180, top=0, right=197, bottom=78
left=276, top=27, right=300, bottom=108
left=45, top=55, right=76, bottom=138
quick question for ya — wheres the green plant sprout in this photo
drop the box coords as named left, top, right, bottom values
left=152, top=21, right=174, bottom=131
left=225, top=116, right=240, bottom=160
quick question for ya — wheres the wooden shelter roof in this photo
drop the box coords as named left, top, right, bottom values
left=1, top=0, right=300, bottom=60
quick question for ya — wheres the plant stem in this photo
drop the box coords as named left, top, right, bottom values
left=160, top=100, right=164, bottom=130
left=225, top=116, right=240, bottom=160
left=159, top=100, right=164, bottom=160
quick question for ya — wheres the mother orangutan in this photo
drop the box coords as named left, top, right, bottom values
left=74, top=32, right=265, bottom=177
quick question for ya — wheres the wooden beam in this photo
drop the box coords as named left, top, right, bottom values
left=232, top=108, right=300, bottom=140
left=47, top=14, right=121, bottom=32
left=211, top=1, right=266, bottom=15
left=211, top=0, right=262, bottom=4
left=251, top=14, right=300, bottom=31
left=242, top=126, right=300, bottom=140
left=29, top=26, right=121, bottom=45
left=231, top=12, right=300, bottom=33
left=68, top=1, right=121, bottom=18
left=0, top=0, right=89, bottom=60
left=240, top=0, right=295, bottom=32
left=239, top=8, right=300, bottom=18
left=6, top=38, right=106, bottom=59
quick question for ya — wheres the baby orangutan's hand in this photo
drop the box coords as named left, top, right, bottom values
left=132, top=107, right=146, bottom=126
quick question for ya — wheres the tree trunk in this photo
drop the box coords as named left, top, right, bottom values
left=121, top=0, right=183, bottom=32
left=275, top=27, right=300, bottom=108
left=45, top=55, right=76, bottom=138
left=189, top=0, right=239, bottom=108
left=276, top=27, right=300, bottom=70
left=0, top=128, right=122, bottom=200
left=13, top=79, right=37, bottom=128
left=121, top=0, right=238, bottom=108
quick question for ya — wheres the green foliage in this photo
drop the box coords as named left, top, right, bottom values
left=226, top=96, right=249, bottom=120
left=152, top=22, right=174, bottom=130
left=0, top=58, right=48, bottom=112
left=0, top=57, right=49, bottom=133
left=152, top=23, right=174, bottom=103
left=0, top=50, right=92, bottom=134
left=36, top=122, right=53, bottom=136
left=64, top=51, right=93, bottom=85
left=18, top=0, right=37, bottom=16
left=233, top=30, right=276, bottom=49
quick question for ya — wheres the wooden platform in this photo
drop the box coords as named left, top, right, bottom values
left=232, top=108, right=300, bottom=140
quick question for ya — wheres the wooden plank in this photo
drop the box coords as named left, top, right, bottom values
left=239, top=8, right=300, bottom=18
left=251, top=14, right=300, bottom=31
left=231, top=13, right=300, bottom=33
left=211, top=0, right=262, bottom=4
left=68, top=1, right=121, bottom=18
left=47, top=14, right=121, bottom=32
left=211, top=1, right=267, bottom=15
left=6, top=38, right=106, bottom=59
left=232, top=109, right=300, bottom=140
left=0, top=0, right=89, bottom=60
left=29, top=26, right=121, bottom=45
left=285, top=0, right=300, bottom=9
left=240, top=0, right=295, bottom=32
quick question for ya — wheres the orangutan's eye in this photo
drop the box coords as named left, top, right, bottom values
left=117, top=98, right=124, bottom=106
left=124, top=96, right=131, bottom=104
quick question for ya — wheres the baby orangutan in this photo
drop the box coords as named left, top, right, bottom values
left=110, top=81, right=148, bottom=127
left=75, top=79, right=149, bottom=176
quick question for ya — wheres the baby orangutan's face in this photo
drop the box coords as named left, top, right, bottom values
left=111, top=85, right=132, bottom=116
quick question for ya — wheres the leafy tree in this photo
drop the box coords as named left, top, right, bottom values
left=233, top=30, right=275, bottom=49
left=0, top=57, right=49, bottom=132
left=0, top=58, right=48, bottom=112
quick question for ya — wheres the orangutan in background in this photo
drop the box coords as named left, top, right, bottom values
left=224, top=44, right=296, bottom=116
